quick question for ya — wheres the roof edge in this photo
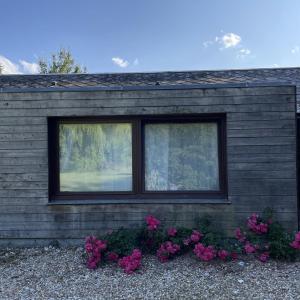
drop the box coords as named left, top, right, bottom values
left=0, top=82, right=296, bottom=94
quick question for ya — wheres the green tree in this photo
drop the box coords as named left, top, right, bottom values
left=38, top=48, right=86, bottom=74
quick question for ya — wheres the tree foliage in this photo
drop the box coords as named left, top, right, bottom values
left=38, top=48, right=86, bottom=74
left=59, top=123, right=132, bottom=191
left=60, top=123, right=132, bottom=173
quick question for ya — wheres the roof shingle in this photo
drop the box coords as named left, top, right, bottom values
left=1, top=68, right=300, bottom=91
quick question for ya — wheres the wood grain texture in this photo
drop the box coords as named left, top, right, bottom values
left=0, top=85, right=297, bottom=245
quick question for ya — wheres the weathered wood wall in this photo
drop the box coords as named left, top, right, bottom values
left=0, top=85, right=297, bottom=246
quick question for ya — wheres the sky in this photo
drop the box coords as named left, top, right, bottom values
left=1, top=0, right=300, bottom=74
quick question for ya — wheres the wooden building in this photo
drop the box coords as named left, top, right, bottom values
left=0, top=68, right=298, bottom=246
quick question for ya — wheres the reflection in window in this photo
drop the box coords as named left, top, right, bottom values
left=59, top=123, right=132, bottom=192
left=144, top=123, right=219, bottom=191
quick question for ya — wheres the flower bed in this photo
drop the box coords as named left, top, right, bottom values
left=84, top=210, right=300, bottom=274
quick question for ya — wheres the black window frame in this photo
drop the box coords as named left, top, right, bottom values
left=48, top=114, right=227, bottom=202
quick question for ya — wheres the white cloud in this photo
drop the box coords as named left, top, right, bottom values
left=112, top=57, right=129, bottom=68
left=220, top=33, right=241, bottom=48
left=19, top=60, right=40, bottom=74
left=133, top=58, right=139, bottom=66
left=202, top=32, right=252, bottom=61
left=236, top=48, right=251, bottom=59
left=0, top=55, right=40, bottom=74
left=291, top=46, right=300, bottom=54
left=203, top=32, right=242, bottom=50
left=0, top=55, right=21, bottom=74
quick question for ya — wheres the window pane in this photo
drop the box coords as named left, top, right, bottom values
left=144, top=123, right=219, bottom=191
left=59, top=123, right=132, bottom=192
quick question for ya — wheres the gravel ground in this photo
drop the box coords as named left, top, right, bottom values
left=0, top=247, right=299, bottom=300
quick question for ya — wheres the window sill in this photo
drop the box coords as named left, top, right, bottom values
left=47, top=198, right=231, bottom=205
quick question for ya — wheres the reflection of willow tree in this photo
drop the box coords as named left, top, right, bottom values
left=146, top=123, right=219, bottom=191
left=59, top=124, right=132, bottom=172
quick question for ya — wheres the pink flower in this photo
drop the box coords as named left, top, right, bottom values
left=95, top=240, right=107, bottom=251
left=247, top=214, right=268, bottom=235
left=190, top=230, right=203, bottom=243
left=218, top=249, right=229, bottom=261
left=131, top=249, right=142, bottom=260
left=167, top=227, right=177, bottom=237
left=193, top=243, right=215, bottom=261
left=258, top=252, right=269, bottom=263
left=290, top=240, right=300, bottom=249
left=257, top=223, right=268, bottom=234
left=107, top=252, right=119, bottom=262
left=85, top=242, right=93, bottom=253
left=290, top=232, right=300, bottom=249
left=235, top=228, right=246, bottom=243
left=118, top=249, right=142, bottom=274
left=87, top=258, right=98, bottom=269
left=145, top=215, right=160, bottom=231
left=244, top=242, right=256, bottom=254
left=157, top=241, right=180, bottom=262
left=84, top=236, right=107, bottom=270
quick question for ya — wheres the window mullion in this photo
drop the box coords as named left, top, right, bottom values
left=132, top=119, right=143, bottom=194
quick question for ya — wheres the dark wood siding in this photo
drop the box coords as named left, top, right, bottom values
left=0, top=85, right=297, bottom=246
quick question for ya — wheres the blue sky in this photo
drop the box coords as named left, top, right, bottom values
left=1, top=0, right=300, bottom=74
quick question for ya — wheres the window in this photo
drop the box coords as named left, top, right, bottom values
left=144, top=123, right=219, bottom=191
left=59, top=123, right=132, bottom=192
left=48, top=115, right=227, bottom=202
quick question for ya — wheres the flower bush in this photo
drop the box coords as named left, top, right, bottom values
left=84, top=210, right=300, bottom=274
left=235, top=210, right=300, bottom=262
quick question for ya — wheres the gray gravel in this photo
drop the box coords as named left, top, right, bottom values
left=0, top=247, right=299, bottom=300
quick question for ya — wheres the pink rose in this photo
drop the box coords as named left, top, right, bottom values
left=244, top=242, right=256, bottom=254
left=259, top=252, right=269, bottom=263
left=290, top=232, right=300, bottom=249
left=193, top=243, right=215, bottom=261
left=118, top=249, right=142, bottom=274
left=157, top=241, right=180, bottom=262
left=145, top=215, right=160, bottom=231
left=247, top=213, right=268, bottom=234
left=235, top=228, right=246, bottom=243
left=218, top=249, right=229, bottom=261
left=167, top=227, right=177, bottom=237
left=190, top=230, right=203, bottom=243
